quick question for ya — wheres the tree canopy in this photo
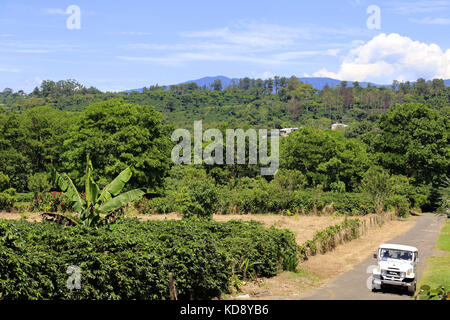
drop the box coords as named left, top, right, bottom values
left=62, top=98, right=173, bottom=191
left=373, top=103, right=449, bottom=186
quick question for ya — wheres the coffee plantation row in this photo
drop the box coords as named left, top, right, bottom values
left=0, top=218, right=298, bottom=300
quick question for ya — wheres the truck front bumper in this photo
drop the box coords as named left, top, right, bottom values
left=373, top=278, right=415, bottom=287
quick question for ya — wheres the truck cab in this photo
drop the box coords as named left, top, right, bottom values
left=372, top=243, right=418, bottom=295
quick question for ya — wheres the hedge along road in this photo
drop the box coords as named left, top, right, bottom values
left=302, top=214, right=446, bottom=300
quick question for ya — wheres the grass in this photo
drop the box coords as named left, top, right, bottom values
left=436, top=220, right=450, bottom=251
left=418, top=219, right=450, bottom=289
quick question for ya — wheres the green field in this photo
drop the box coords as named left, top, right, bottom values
left=419, top=219, right=450, bottom=288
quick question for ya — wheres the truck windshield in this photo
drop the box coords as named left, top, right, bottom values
left=380, top=249, right=413, bottom=261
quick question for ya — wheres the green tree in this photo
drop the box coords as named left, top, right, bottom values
left=280, top=127, right=371, bottom=191
left=62, top=98, right=173, bottom=190
left=211, top=79, right=223, bottom=91
left=360, top=166, right=392, bottom=210
left=373, top=103, right=449, bottom=188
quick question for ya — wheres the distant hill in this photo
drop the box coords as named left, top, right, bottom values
left=125, top=76, right=450, bottom=92
left=181, top=75, right=240, bottom=88
left=296, top=77, right=387, bottom=90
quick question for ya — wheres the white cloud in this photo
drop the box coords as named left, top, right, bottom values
left=410, top=17, right=450, bottom=24
left=119, top=32, right=152, bottom=36
left=25, top=77, right=42, bottom=87
left=117, top=47, right=340, bottom=67
left=0, top=66, right=20, bottom=73
left=314, top=33, right=450, bottom=82
left=120, top=21, right=354, bottom=67
left=117, top=52, right=279, bottom=66
left=0, top=48, right=52, bottom=54
left=180, top=22, right=369, bottom=51
left=43, top=8, right=67, bottom=15
left=390, top=1, right=450, bottom=14
left=260, top=71, right=275, bottom=79
left=180, top=24, right=312, bottom=49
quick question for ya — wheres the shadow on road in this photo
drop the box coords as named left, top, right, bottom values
left=372, top=285, right=413, bottom=298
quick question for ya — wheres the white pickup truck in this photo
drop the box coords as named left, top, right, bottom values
left=371, top=243, right=418, bottom=295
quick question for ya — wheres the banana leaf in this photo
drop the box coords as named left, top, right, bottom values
left=97, top=189, right=144, bottom=213
left=85, top=159, right=100, bottom=206
left=55, top=172, right=84, bottom=213
left=97, top=167, right=133, bottom=203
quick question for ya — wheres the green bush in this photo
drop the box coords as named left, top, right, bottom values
left=15, top=192, right=34, bottom=203
left=301, top=218, right=361, bottom=257
left=0, top=172, right=10, bottom=190
left=142, top=175, right=378, bottom=216
left=0, top=188, right=16, bottom=210
left=27, top=172, right=52, bottom=194
left=385, top=194, right=410, bottom=217
left=30, top=191, right=74, bottom=212
left=273, top=169, right=307, bottom=191
left=135, top=196, right=173, bottom=214
left=0, top=218, right=298, bottom=300
left=180, top=179, right=219, bottom=219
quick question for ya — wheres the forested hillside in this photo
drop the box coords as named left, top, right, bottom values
left=1, top=77, right=448, bottom=129
left=0, top=76, right=449, bottom=213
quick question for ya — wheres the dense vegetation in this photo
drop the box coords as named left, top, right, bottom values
left=0, top=218, right=298, bottom=299
left=0, top=77, right=449, bottom=214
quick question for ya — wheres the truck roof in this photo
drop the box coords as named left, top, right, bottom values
left=379, top=243, right=418, bottom=252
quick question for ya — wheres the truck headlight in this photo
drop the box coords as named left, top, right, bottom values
left=407, top=269, right=412, bottom=275
left=381, top=270, right=387, bottom=276
left=400, top=272, right=406, bottom=278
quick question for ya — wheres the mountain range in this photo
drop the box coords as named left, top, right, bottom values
left=126, top=76, right=450, bottom=92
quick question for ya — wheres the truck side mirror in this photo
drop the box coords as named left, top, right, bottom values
left=373, top=253, right=377, bottom=259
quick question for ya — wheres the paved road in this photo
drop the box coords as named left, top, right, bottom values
left=303, top=214, right=447, bottom=300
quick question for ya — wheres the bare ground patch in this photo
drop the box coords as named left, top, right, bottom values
left=137, top=213, right=345, bottom=245
left=0, top=211, right=43, bottom=222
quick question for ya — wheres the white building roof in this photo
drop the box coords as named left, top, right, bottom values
left=379, top=243, right=418, bottom=252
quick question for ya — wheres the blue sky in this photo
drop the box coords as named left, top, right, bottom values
left=0, top=0, right=449, bottom=92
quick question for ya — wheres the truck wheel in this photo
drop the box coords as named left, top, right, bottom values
left=407, top=282, right=416, bottom=296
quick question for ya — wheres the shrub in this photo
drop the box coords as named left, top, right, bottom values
left=135, top=196, right=173, bottom=214
left=302, top=218, right=361, bottom=257
left=330, top=181, right=346, bottom=193
left=28, top=172, right=52, bottom=194
left=0, top=172, right=10, bottom=191
left=385, top=194, right=410, bottom=217
left=0, top=188, right=16, bottom=210
left=0, top=218, right=298, bottom=300
left=415, top=285, right=449, bottom=300
left=30, top=191, right=72, bottom=212
left=15, top=192, right=34, bottom=203
left=273, top=169, right=307, bottom=191
left=180, top=179, right=219, bottom=219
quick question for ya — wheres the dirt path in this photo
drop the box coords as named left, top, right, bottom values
left=302, top=214, right=446, bottom=300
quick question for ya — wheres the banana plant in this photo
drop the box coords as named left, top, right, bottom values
left=53, top=158, right=145, bottom=226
